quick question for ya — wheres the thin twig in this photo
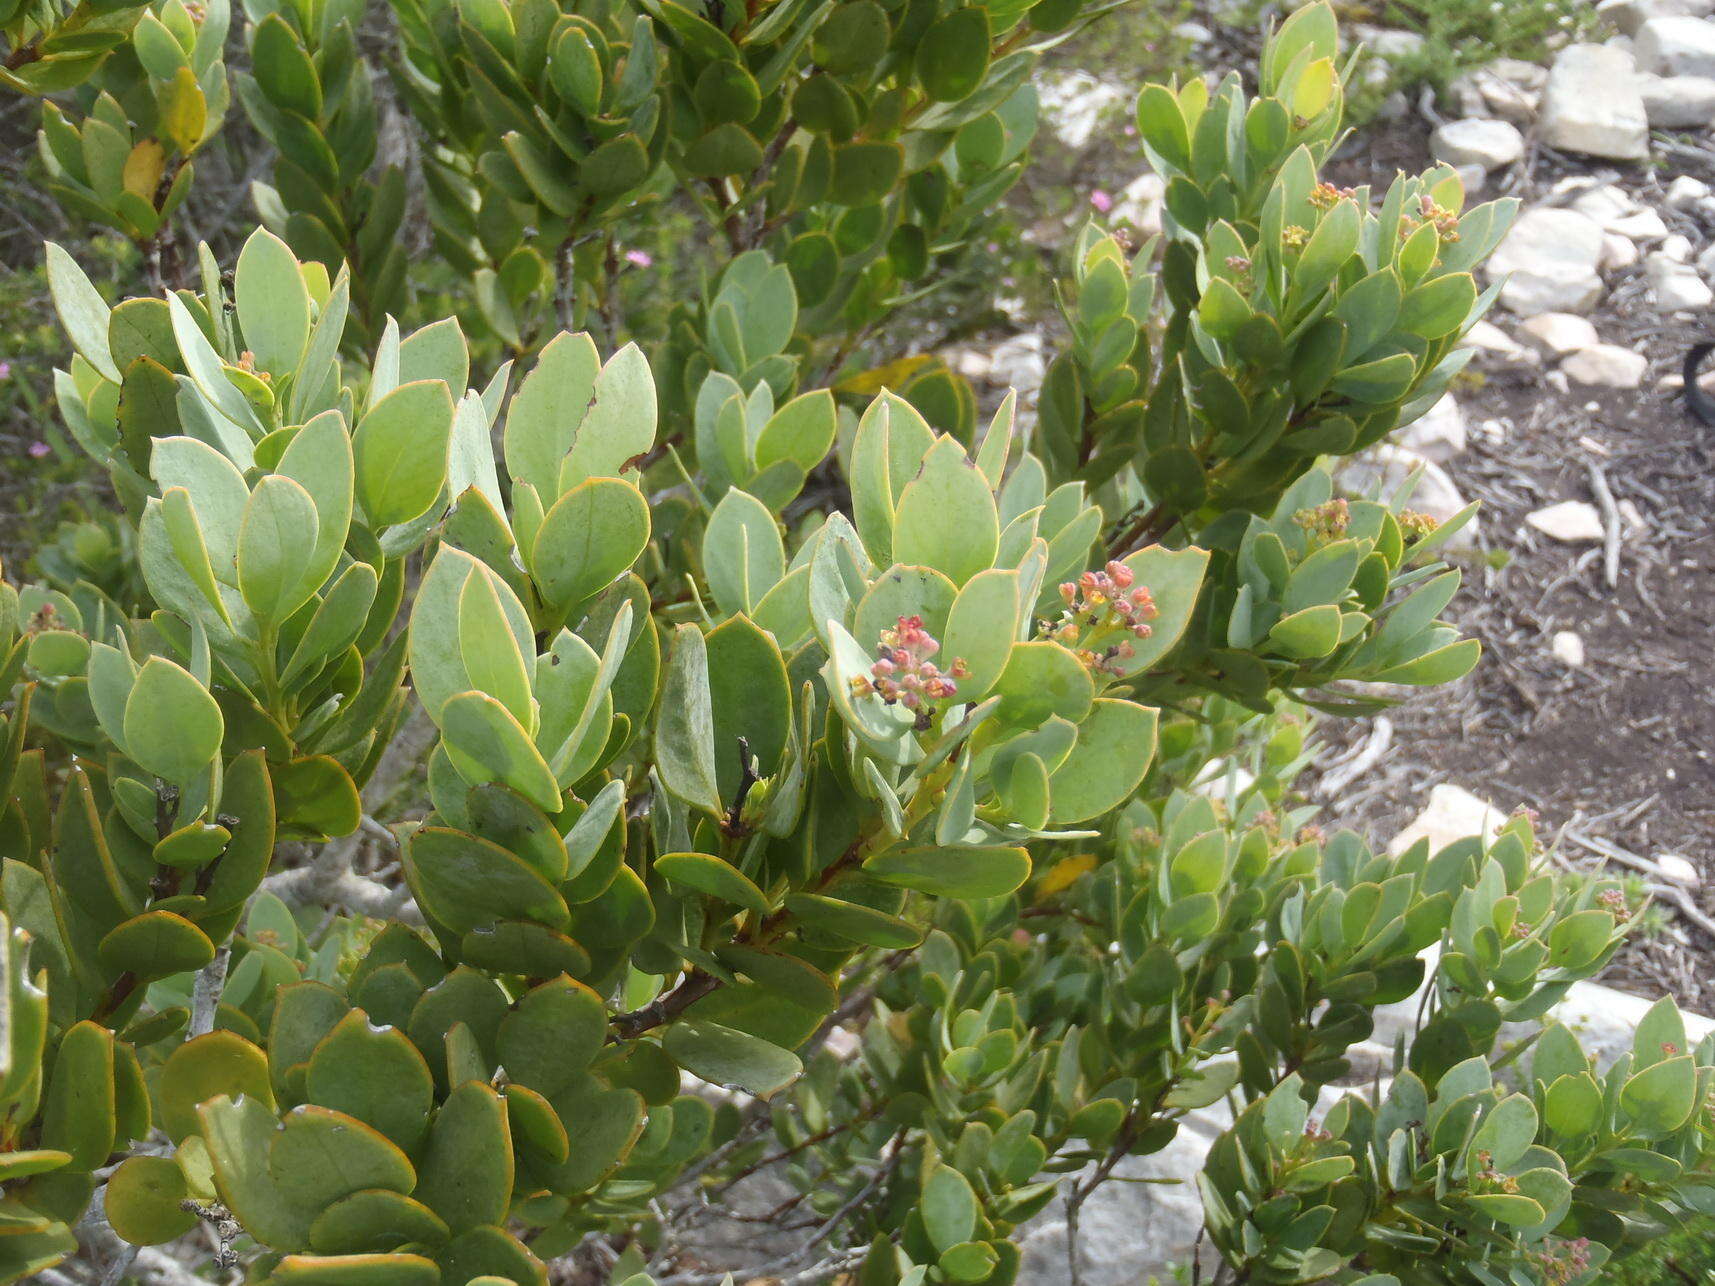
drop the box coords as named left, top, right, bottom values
left=1585, top=461, right=1622, bottom=590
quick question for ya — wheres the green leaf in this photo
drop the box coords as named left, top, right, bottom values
left=504, top=331, right=600, bottom=501
left=235, top=227, right=312, bottom=377
left=496, top=976, right=605, bottom=1097
left=123, top=656, right=222, bottom=785
left=530, top=477, right=651, bottom=608
left=1620, top=1054, right=1697, bottom=1136
left=308, top=1190, right=449, bottom=1256
left=863, top=845, right=1029, bottom=899
left=164, top=1033, right=275, bottom=1143
left=891, top=437, right=999, bottom=586
left=238, top=473, right=319, bottom=623
left=1397, top=272, right=1477, bottom=339
left=306, top=1010, right=436, bottom=1155
left=654, top=625, right=721, bottom=815
left=268, top=1105, right=417, bottom=1215
left=46, top=241, right=118, bottom=383
left=916, top=7, right=989, bottom=102
left=98, top=911, right=214, bottom=983
left=407, top=826, right=569, bottom=936
left=662, top=1019, right=801, bottom=1096
left=831, top=141, right=903, bottom=207
left=354, top=380, right=455, bottom=528
left=412, top=1081, right=514, bottom=1233
left=704, top=488, right=785, bottom=616
left=1049, top=699, right=1158, bottom=822
left=457, top=571, right=534, bottom=727
left=106, top=1155, right=197, bottom=1246
left=252, top=13, right=322, bottom=118
left=923, top=1164, right=978, bottom=1254
left=784, top=893, right=922, bottom=948
left=40, top=1021, right=115, bottom=1171
left=198, top=1092, right=314, bottom=1249
left=656, top=851, right=770, bottom=916
left=941, top=568, right=1019, bottom=702
left=561, top=342, right=656, bottom=490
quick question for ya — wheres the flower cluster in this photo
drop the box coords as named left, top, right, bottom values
left=1399, top=509, right=1440, bottom=541
left=1400, top=192, right=1460, bottom=242
left=1530, top=1238, right=1593, bottom=1286
left=1308, top=181, right=1355, bottom=210
left=850, top=616, right=968, bottom=711
left=1293, top=497, right=1350, bottom=546
left=1040, top=562, right=1158, bottom=676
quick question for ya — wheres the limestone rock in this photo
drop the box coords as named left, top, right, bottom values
left=1396, top=392, right=1467, bottom=462
left=1461, top=318, right=1538, bottom=364
left=1520, top=312, right=1601, bottom=356
left=1598, top=0, right=1715, bottom=35
left=1430, top=118, right=1525, bottom=170
left=1552, top=630, right=1587, bottom=667
left=1562, top=343, right=1649, bottom=387
left=1601, top=232, right=1640, bottom=270
left=1639, top=71, right=1715, bottom=125
left=1539, top=44, right=1651, bottom=158
left=1667, top=174, right=1713, bottom=207
left=1637, top=14, right=1715, bottom=76
left=1449, top=60, right=1545, bottom=125
left=1038, top=72, right=1129, bottom=149
left=1656, top=853, right=1701, bottom=886
left=1388, top=784, right=1505, bottom=857
left=1487, top=207, right=1606, bottom=314
left=1111, top=171, right=1165, bottom=236
left=1646, top=251, right=1715, bottom=309
left=1526, top=499, right=1606, bottom=542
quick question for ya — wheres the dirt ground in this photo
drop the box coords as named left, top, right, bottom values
left=1320, top=114, right=1715, bottom=1011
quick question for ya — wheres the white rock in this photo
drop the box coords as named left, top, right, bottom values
left=1351, top=23, right=1427, bottom=59
left=1487, top=207, right=1607, bottom=314
left=1174, top=20, right=1212, bottom=41
left=1397, top=392, right=1467, bottom=462
left=1662, top=232, right=1695, bottom=260
left=1551, top=630, right=1587, bottom=667
left=1338, top=446, right=1477, bottom=548
left=1430, top=118, right=1526, bottom=170
left=987, top=333, right=1047, bottom=402
left=1569, top=182, right=1637, bottom=227
left=948, top=347, right=993, bottom=381
left=1668, top=174, right=1712, bottom=206
left=1539, top=44, right=1651, bottom=158
left=1519, top=311, right=1602, bottom=356
left=1461, top=318, right=1538, bottom=363
left=1111, top=171, right=1165, bottom=235
left=1454, top=163, right=1487, bottom=195
left=1698, top=241, right=1715, bottom=275
left=1601, top=232, right=1640, bottom=270
left=1638, top=72, right=1715, bottom=125
left=1599, top=0, right=1715, bottom=35
left=1646, top=250, right=1715, bottom=308
left=1388, top=784, right=1505, bottom=857
left=1037, top=72, right=1129, bottom=149
left=1636, top=14, right=1715, bottom=77
left=1450, top=61, right=1545, bottom=125
left=1562, top=343, right=1649, bottom=387
left=1606, top=207, right=1669, bottom=240
left=1657, top=853, right=1701, bottom=886
left=1526, top=499, right=1607, bottom=541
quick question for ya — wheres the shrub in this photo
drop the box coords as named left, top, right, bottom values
left=3, top=6, right=1712, bottom=1286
